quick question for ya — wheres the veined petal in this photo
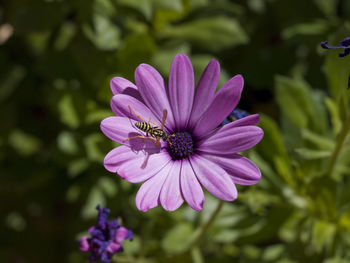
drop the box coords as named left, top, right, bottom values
left=229, top=114, right=260, bottom=127
left=160, top=160, right=184, bottom=211
left=180, top=159, right=204, bottom=211
left=168, top=54, right=194, bottom=130
left=110, top=94, right=159, bottom=126
left=201, top=153, right=261, bottom=185
left=192, top=75, right=244, bottom=139
left=135, top=161, right=174, bottom=212
left=188, top=59, right=220, bottom=130
left=135, top=64, right=175, bottom=132
left=104, top=146, right=172, bottom=183
left=201, top=114, right=260, bottom=140
left=100, top=116, right=166, bottom=150
left=197, top=126, right=263, bottom=155
left=189, top=155, right=237, bottom=201
left=110, top=77, right=143, bottom=102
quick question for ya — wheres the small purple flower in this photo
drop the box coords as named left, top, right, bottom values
left=101, top=54, right=264, bottom=212
left=78, top=205, right=132, bottom=263
left=321, top=37, right=350, bottom=57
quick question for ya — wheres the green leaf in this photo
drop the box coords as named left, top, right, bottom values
left=162, top=223, right=194, bottom=254
left=117, top=33, right=156, bottom=79
left=301, top=129, right=334, bottom=150
left=313, top=0, right=337, bottom=16
left=9, top=130, right=41, bottom=156
left=86, top=110, right=112, bottom=124
left=276, top=75, right=327, bottom=133
left=295, top=148, right=332, bottom=159
left=122, top=235, right=141, bottom=255
left=83, top=133, right=106, bottom=162
left=160, top=16, right=249, bottom=51
left=275, top=76, right=310, bottom=129
left=151, top=44, right=190, bottom=76
left=191, top=246, right=204, bottom=263
left=54, top=22, right=76, bottom=51
left=83, top=14, right=121, bottom=51
left=325, top=97, right=342, bottom=134
left=282, top=20, right=328, bottom=39
left=311, top=220, right=336, bottom=252
left=213, top=229, right=240, bottom=243
left=257, top=114, right=289, bottom=164
left=98, top=177, right=118, bottom=198
left=5, top=212, right=26, bottom=232
left=152, top=0, right=183, bottom=11
left=81, top=187, right=106, bottom=219
left=0, top=66, right=26, bottom=102
left=117, top=0, right=153, bottom=20
left=262, top=244, right=285, bottom=261
left=57, top=131, right=79, bottom=154
left=58, top=93, right=80, bottom=128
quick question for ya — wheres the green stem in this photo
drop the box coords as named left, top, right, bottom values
left=188, top=199, right=225, bottom=249
left=327, top=114, right=350, bottom=175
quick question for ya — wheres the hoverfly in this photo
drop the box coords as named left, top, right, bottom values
left=123, top=106, right=170, bottom=147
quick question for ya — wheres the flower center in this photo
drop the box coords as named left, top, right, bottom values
left=167, top=132, right=194, bottom=160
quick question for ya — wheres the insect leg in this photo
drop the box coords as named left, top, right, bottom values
left=128, top=105, right=148, bottom=122
left=123, top=135, right=157, bottom=143
left=155, top=109, right=168, bottom=147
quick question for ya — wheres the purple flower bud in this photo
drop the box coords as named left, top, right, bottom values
left=78, top=205, right=132, bottom=263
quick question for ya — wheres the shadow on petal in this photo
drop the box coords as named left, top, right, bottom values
left=126, top=132, right=161, bottom=155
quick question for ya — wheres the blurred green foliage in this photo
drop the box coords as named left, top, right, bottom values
left=1, top=0, right=350, bottom=262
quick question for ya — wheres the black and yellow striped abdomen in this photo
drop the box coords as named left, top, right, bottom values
left=135, top=122, right=168, bottom=141
left=135, top=122, right=152, bottom=133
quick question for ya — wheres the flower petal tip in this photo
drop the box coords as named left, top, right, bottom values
left=192, top=201, right=204, bottom=211
left=174, top=53, right=190, bottom=60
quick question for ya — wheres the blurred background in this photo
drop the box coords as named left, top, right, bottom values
left=1, top=0, right=350, bottom=262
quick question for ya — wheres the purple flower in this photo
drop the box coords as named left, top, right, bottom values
left=78, top=205, right=132, bottom=263
left=321, top=37, right=350, bottom=57
left=101, top=54, right=264, bottom=212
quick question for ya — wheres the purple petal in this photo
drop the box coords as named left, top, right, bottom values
left=197, top=126, right=263, bottom=155
left=115, top=227, right=128, bottom=243
left=110, top=77, right=143, bottom=102
left=134, top=64, right=176, bottom=131
left=160, top=160, right=184, bottom=211
left=110, top=94, right=159, bottom=126
left=79, top=236, right=90, bottom=252
left=180, top=159, right=204, bottom=211
left=201, top=153, right=261, bottom=185
left=135, top=161, right=174, bottom=212
left=201, top=114, right=260, bottom=140
left=188, top=59, right=220, bottom=130
left=192, top=75, right=244, bottom=139
left=168, top=54, right=195, bottom=130
left=110, top=77, right=137, bottom=94
left=100, top=116, right=166, bottom=150
left=106, top=242, right=122, bottom=253
left=229, top=114, right=260, bottom=127
left=189, top=155, right=237, bottom=201
left=104, top=146, right=172, bottom=183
